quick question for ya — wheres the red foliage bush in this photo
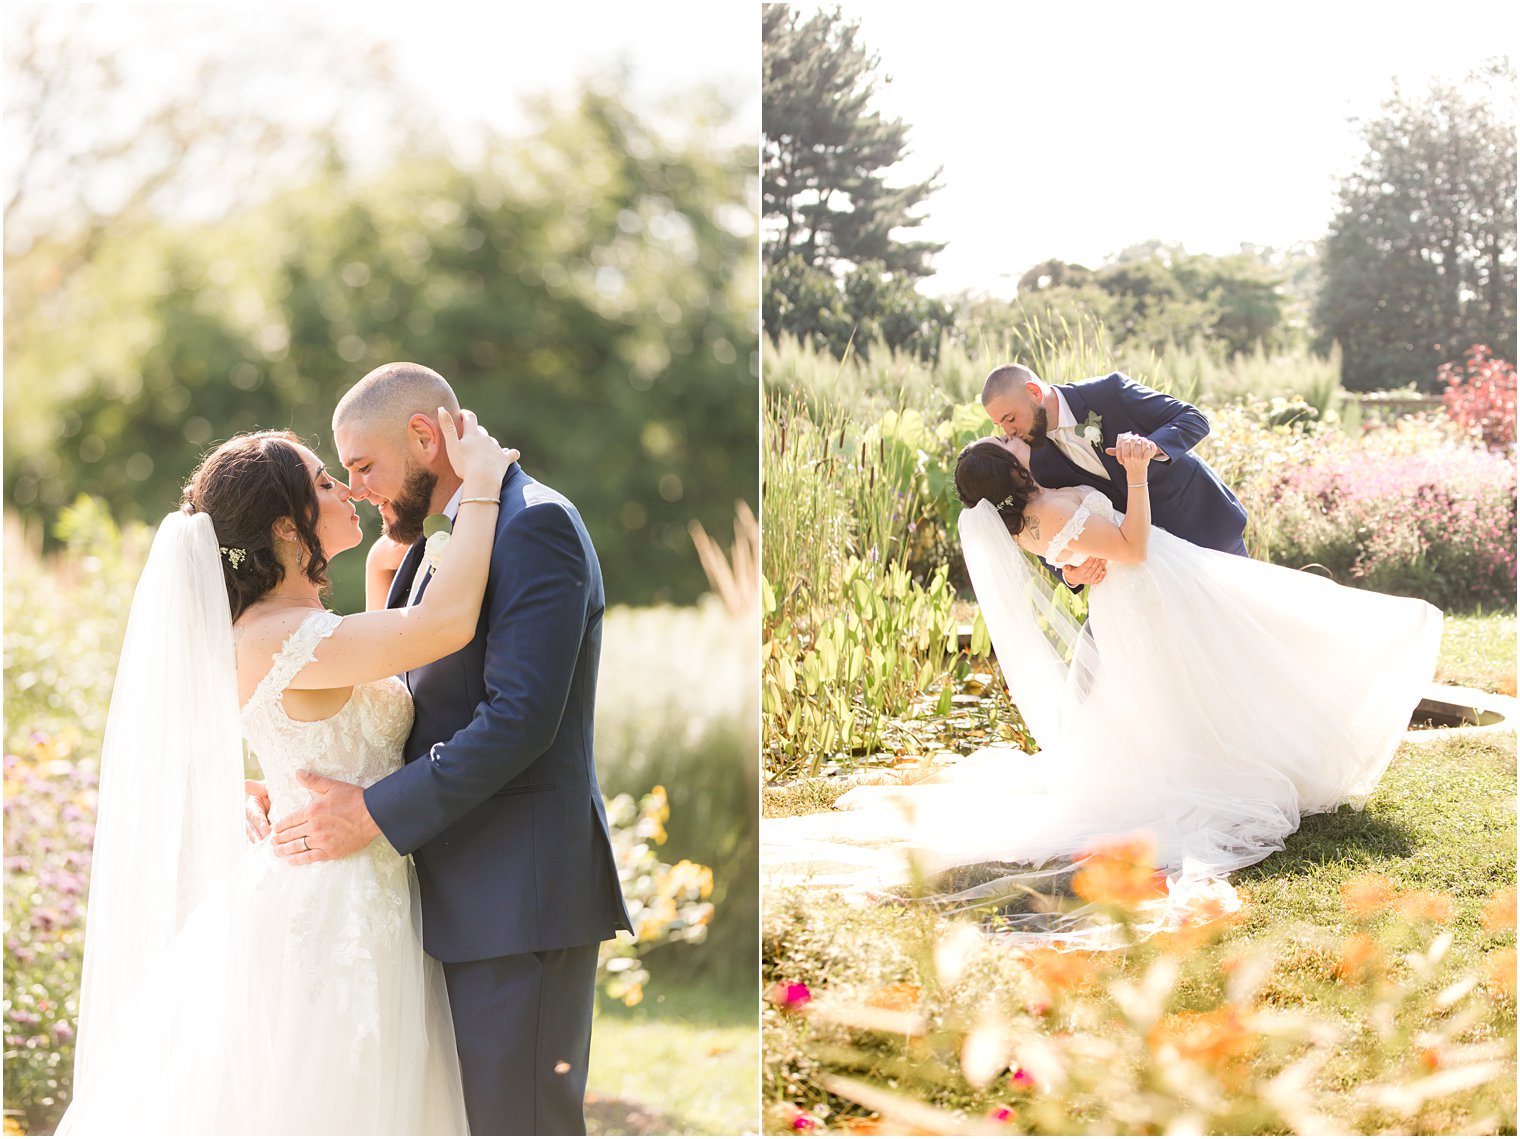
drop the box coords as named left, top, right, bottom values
left=1441, top=345, right=1516, bottom=452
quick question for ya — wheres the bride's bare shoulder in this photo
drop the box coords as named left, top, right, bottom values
left=1016, top=491, right=1077, bottom=552
left=232, top=605, right=326, bottom=660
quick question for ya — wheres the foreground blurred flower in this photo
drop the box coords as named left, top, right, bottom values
left=1483, top=885, right=1517, bottom=933
left=1336, top=933, right=1383, bottom=984
left=1148, top=1006, right=1258, bottom=1075
left=772, top=981, right=813, bottom=1011
left=1072, top=834, right=1166, bottom=910
left=865, top=982, right=922, bottom=1012
left=1019, top=948, right=1097, bottom=998
left=1393, top=889, right=1455, bottom=924
left=1485, top=948, right=1516, bottom=999
left=1341, top=873, right=1398, bottom=917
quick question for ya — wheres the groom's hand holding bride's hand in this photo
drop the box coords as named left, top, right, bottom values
left=271, top=771, right=383, bottom=864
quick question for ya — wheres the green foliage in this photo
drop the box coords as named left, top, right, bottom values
left=4, top=87, right=757, bottom=609
left=1001, top=245, right=1294, bottom=359
left=1316, top=64, right=1518, bottom=391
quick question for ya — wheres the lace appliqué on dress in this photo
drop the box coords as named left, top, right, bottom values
left=238, top=609, right=416, bottom=1069
left=1045, top=502, right=1093, bottom=567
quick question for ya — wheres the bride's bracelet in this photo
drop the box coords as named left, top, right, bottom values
left=459, top=497, right=501, bottom=506
left=1128, top=482, right=1148, bottom=489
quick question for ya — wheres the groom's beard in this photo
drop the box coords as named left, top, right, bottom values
left=384, top=462, right=439, bottom=545
left=1026, top=405, right=1051, bottom=448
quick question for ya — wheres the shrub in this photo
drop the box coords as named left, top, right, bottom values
left=1441, top=345, right=1516, bottom=453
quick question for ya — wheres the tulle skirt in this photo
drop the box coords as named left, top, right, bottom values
left=763, top=529, right=1442, bottom=933
left=56, top=841, right=468, bottom=1136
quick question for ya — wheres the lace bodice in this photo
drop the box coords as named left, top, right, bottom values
left=240, top=610, right=415, bottom=827
left=1042, top=488, right=1121, bottom=567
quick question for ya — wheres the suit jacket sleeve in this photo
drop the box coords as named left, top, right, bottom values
left=1109, top=372, right=1209, bottom=459
left=364, top=503, right=589, bottom=856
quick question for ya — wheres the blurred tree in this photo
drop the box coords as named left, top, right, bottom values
left=762, top=4, right=944, bottom=360
left=1007, top=245, right=1288, bottom=358
left=4, top=18, right=756, bottom=608
left=1316, top=61, right=1517, bottom=391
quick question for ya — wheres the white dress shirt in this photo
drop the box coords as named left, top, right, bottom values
left=407, top=484, right=464, bottom=606
left=1048, top=389, right=1110, bottom=479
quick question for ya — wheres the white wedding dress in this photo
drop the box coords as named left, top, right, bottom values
left=58, top=603, right=468, bottom=1135
left=764, top=491, right=1442, bottom=938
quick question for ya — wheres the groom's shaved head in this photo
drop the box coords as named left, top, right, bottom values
left=982, top=363, right=1040, bottom=406
left=332, top=362, right=461, bottom=439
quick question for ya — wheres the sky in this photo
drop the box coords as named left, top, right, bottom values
left=800, top=1, right=1515, bottom=298
left=3, top=2, right=759, bottom=234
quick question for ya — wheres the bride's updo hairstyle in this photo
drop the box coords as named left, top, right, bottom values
left=181, top=430, right=332, bottom=622
left=955, top=440, right=1040, bottom=537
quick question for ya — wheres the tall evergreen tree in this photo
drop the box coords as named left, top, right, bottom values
left=762, top=4, right=942, bottom=278
left=1316, top=62, right=1516, bottom=391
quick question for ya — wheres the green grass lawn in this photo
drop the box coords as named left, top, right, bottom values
left=589, top=976, right=758, bottom=1136
left=763, top=612, right=1517, bottom=1134
left=1436, top=611, right=1517, bottom=693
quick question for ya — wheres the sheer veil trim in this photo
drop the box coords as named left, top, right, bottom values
left=957, top=498, right=1094, bottom=745
left=71, top=512, right=245, bottom=1091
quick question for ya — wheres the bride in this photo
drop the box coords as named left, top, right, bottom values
left=766, top=432, right=1442, bottom=938
left=57, top=408, right=512, bottom=1134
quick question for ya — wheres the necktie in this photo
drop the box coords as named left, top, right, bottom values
left=1051, top=425, right=1109, bottom=479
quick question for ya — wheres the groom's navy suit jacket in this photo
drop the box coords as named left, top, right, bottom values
left=1030, top=372, right=1248, bottom=562
left=365, top=463, right=633, bottom=963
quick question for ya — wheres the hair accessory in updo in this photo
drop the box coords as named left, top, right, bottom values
left=219, top=546, right=247, bottom=569
left=997, top=494, right=1017, bottom=510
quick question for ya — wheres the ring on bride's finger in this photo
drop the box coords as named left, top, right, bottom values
left=301, top=836, right=310, bottom=853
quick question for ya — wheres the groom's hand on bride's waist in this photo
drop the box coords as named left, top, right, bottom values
left=272, top=770, right=385, bottom=864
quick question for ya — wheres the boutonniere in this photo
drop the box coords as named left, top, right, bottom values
left=422, top=513, right=452, bottom=572
left=1080, top=410, right=1105, bottom=450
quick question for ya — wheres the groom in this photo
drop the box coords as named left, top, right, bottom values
left=267, top=362, right=633, bottom=1135
left=981, top=363, right=1248, bottom=585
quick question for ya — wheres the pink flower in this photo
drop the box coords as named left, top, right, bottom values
left=771, top=981, right=812, bottom=1011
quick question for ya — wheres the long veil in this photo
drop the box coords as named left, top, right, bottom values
left=70, top=511, right=245, bottom=1090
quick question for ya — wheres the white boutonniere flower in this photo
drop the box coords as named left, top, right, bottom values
left=1080, top=410, right=1104, bottom=449
left=422, top=513, right=452, bottom=573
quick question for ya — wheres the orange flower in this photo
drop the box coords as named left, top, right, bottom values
left=1335, top=933, right=1382, bottom=983
left=1148, top=1006, right=1257, bottom=1075
left=1340, top=873, right=1397, bottom=917
left=866, top=982, right=923, bottom=1012
left=1155, top=896, right=1245, bottom=955
left=836, top=1118, right=888, bottom=1135
left=1020, top=948, right=1097, bottom=994
left=1072, top=834, right=1167, bottom=910
left=1420, top=1047, right=1442, bottom=1071
left=1485, top=947, right=1516, bottom=999
left=1393, top=890, right=1454, bottom=924
left=1482, top=886, right=1517, bottom=932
